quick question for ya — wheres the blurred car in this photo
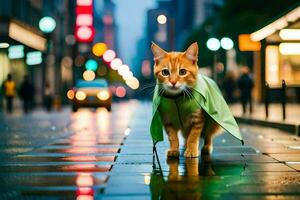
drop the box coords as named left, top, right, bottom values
left=67, top=79, right=112, bottom=112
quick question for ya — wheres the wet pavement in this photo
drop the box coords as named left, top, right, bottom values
left=0, top=101, right=299, bottom=199
left=0, top=102, right=137, bottom=199
left=104, top=102, right=300, bottom=200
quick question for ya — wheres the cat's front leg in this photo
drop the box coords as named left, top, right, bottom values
left=165, top=125, right=179, bottom=157
left=184, top=109, right=205, bottom=157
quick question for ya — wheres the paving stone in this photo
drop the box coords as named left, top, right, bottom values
left=286, top=163, right=300, bottom=171
left=269, top=154, right=300, bottom=162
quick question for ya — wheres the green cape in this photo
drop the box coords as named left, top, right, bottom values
left=150, top=74, right=243, bottom=143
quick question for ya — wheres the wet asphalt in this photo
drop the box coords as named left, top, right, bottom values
left=0, top=101, right=299, bottom=200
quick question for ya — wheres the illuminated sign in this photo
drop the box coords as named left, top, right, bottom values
left=75, top=0, right=95, bottom=42
left=26, top=51, right=43, bottom=65
left=9, top=21, right=47, bottom=51
left=8, top=45, right=24, bottom=59
left=238, top=34, right=261, bottom=51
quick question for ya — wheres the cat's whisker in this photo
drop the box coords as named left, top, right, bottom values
left=139, top=85, right=156, bottom=93
left=185, top=88, right=195, bottom=102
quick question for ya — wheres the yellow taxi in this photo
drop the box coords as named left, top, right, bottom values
left=67, top=79, right=112, bottom=112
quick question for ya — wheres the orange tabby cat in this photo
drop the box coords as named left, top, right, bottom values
left=151, top=42, right=220, bottom=157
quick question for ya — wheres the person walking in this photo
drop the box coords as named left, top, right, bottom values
left=19, top=75, right=35, bottom=113
left=223, top=71, right=237, bottom=104
left=238, top=67, right=254, bottom=115
left=2, top=74, right=16, bottom=113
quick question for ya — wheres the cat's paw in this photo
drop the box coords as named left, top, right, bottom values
left=184, top=148, right=199, bottom=157
left=201, top=145, right=213, bottom=155
left=167, top=149, right=179, bottom=157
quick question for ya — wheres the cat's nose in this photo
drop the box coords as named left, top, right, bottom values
left=170, top=80, right=177, bottom=86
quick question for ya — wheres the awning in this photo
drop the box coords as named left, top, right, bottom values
left=250, top=5, right=300, bottom=42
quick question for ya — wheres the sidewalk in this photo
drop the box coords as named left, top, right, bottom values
left=230, top=103, right=300, bottom=135
left=102, top=102, right=300, bottom=199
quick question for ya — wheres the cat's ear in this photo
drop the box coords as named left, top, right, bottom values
left=185, top=42, right=198, bottom=63
left=151, top=42, right=167, bottom=63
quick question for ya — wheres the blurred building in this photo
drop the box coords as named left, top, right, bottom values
left=0, top=0, right=76, bottom=105
left=74, top=0, right=118, bottom=83
left=194, top=0, right=224, bottom=26
left=248, top=5, right=300, bottom=102
left=135, top=0, right=222, bottom=82
left=94, top=0, right=118, bottom=51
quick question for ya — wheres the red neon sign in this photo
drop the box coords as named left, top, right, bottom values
left=75, top=0, right=94, bottom=43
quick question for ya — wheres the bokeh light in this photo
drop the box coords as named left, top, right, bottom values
left=141, top=60, right=151, bottom=77
left=103, top=49, right=116, bottom=62
left=39, top=16, right=56, bottom=33
left=115, top=86, right=126, bottom=98
left=76, top=26, right=94, bottom=41
left=125, top=77, right=140, bottom=90
left=110, top=58, right=122, bottom=70
left=77, top=0, right=93, bottom=6
left=67, top=90, right=75, bottom=100
left=122, top=71, right=133, bottom=80
left=97, top=90, right=110, bottom=101
left=157, top=14, right=167, bottom=25
left=83, top=70, right=95, bottom=81
left=85, top=59, right=98, bottom=71
left=75, top=91, right=87, bottom=101
left=206, top=38, right=220, bottom=51
left=220, top=37, right=234, bottom=50
left=117, top=64, right=130, bottom=76
left=92, top=43, right=107, bottom=57
left=76, top=14, right=93, bottom=26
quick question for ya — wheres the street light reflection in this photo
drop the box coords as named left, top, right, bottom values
left=144, top=174, right=151, bottom=185
left=76, top=173, right=94, bottom=187
left=70, top=109, right=113, bottom=200
left=96, top=108, right=110, bottom=133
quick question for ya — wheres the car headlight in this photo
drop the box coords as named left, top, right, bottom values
left=75, top=91, right=87, bottom=101
left=67, top=89, right=75, bottom=100
left=97, top=90, right=110, bottom=101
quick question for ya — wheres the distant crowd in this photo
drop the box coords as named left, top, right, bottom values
left=221, top=66, right=254, bottom=114
left=1, top=74, right=52, bottom=113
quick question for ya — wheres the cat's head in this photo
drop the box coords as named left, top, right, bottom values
left=151, top=42, right=198, bottom=96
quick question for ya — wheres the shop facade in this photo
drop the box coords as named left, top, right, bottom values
left=250, top=5, right=300, bottom=102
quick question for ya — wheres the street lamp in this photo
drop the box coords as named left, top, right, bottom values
left=157, top=14, right=167, bottom=25
left=206, top=38, right=220, bottom=51
left=206, top=37, right=234, bottom=80
left=39, top=16, right=56, bottom=34
left=220, top=37, right=234, bottom=50
left=39, top=16, right=56, bottom=105
left=206, top=38, right=220, bottom=79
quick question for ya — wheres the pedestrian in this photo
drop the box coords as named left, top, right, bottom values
left=2, top=74, right=16, bottom=113
left=222, top=71, right=237, bottom=104
left=19, top=75, right=35, bottom=113
left=238, top=66, right=254, bottom=115
left=44, top=81, right=53, bottom=111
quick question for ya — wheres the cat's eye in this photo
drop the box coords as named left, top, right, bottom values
left=161, top=69, right=170, bottom=76
left=179, top=69, right=187, bottom=76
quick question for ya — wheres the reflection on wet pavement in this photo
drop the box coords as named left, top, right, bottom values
left=103, top=102, right=300, bottom=200
left=0, top=102, right=137, bottom=199
left=0, top=101, right=299, bottom=199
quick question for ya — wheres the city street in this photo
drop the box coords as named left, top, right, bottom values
left=0, top=101, right=299, bottom=199
left=1, top=0, right=300, bottom=199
